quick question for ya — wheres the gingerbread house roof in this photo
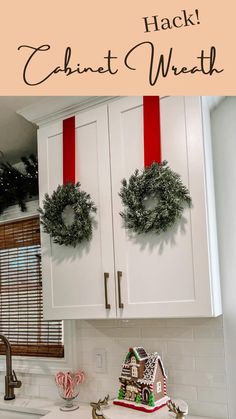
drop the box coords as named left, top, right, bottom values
left=132, top=347, right=148, bottom=361
left=138, top=352, right=167, bottom=385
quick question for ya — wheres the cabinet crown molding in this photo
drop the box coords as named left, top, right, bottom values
left=17, top=96, right=225, bottom=128
left=17, top=96, right=117, bottom=126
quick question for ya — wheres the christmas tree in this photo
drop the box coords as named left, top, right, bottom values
left=135, top=394, right=141, bottom=404
left=148, top=393, right=155, bottom=407
left=118, top=388, right=125, bottom=400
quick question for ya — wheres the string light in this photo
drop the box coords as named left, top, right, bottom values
left=0, top=154, right=38, bottom=214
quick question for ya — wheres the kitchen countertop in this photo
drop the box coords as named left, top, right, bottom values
left=0, top=396, right=215, bottom=419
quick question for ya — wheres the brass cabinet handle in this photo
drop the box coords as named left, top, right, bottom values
left=104, top=273, right=111, bottom=310
left=117, top=271, right=124, bottom=309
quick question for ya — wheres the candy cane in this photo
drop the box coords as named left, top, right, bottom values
left=55, top=372, right=65, bottom=387
left=64, top=372, right=73, bottom=398
left=55, top=370, right=86, bottom=399
left=75, top=371, right=85, bottom=384
left=74, top=372, right=81, bottom=384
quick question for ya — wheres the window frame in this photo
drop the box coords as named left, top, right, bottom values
left=156, top=381, right=162, bottom=393
left=131, top=366, right=138, bottom=378
left=0, top=201, right=76, bottom=374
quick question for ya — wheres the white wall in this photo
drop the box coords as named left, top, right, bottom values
left=211, top=97, right=236, bottom=419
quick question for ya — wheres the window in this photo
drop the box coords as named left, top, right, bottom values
left=130, top=356, right=136, bottom=364
left=131, top=366, right=138, bottom=378
left=156, top=381, right=162, bottom=393
left=0, top=216, right=64, bottom=358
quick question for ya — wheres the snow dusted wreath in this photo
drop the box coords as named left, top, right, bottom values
left=119, top=161, right=192, bottom=235
left=39, top=182, right=97, bottom=247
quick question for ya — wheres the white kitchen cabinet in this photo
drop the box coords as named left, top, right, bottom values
left=109, top=96, right=221, bottom=318
left=38, top=105, right=116, bottom=319
left=34, top=96, right=221, bottom=319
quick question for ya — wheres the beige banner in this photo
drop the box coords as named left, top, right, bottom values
left=0, top=0, right=235, bottom=95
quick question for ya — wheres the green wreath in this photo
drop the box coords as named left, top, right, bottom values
left=39, top=182, right=97, bottom=247
left=119, top=161, right=192, bottom=235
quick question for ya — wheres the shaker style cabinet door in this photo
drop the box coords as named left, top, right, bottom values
left=38, top=105, right=116, bottom=319
left=108, top=96, right=221, bottom=318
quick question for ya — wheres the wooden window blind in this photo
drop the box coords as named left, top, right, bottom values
left=0, top=216, right=64, bottom=358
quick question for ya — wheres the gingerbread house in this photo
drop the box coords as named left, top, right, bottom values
left=113, top=347, right=169, bottom=413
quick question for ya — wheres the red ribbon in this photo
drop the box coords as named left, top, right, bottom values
left=143, top=96, right=162, bottom=167
left=63, top=116, right=76, bottom=184
left=62, top=99, right=160, bottom=183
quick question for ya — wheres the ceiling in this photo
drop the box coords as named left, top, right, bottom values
left=0, top=96, right=89, bottom=164
left=0, top=97, right=39, bottom=163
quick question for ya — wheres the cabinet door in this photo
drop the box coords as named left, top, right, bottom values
left=109, top=96, right=217, bottom=318
left=38, top=105, right=116, bottom=319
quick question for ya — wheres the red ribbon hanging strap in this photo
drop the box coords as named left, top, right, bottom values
left=143, top=96, right=162, bottom=167
left=63, top=116, right=76, bottom=184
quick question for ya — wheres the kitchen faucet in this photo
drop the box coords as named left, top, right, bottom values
left=0, top=334, right=22, bottom=400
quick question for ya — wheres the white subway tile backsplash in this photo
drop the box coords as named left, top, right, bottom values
left=193, top=327, right=224, bottom=340
left=164, top=355, right=195, bottom=371
left=164, top=317, right=223, bottom=328
left=168, top=370, right=226, bottom=388
left=168, top=384, right=198, bottom=401
left=167, top=340, right=225, bottom=356
left=16, top=384, right=40, bottom=398
left=0, top=315, right=228, bottom=418
left=79, top=326, right=141, bottom=339
left=74, top=316, right=228, bottom=418
left=185, top=399, right=228, bottom=419
left=39, top=384, right=59, bottom=400
left=18, top=374, right=55, bottom=387
left=195, top=356, right=226, bottom=373
left=197, top=386, right=228, bottom=404
left=141, top=326, right=193, bottom=340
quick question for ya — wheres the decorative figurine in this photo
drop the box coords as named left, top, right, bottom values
left=90, top=395, right=109, bottom=419
left=113, top=346, right=170, bottom=413
left=167, top=400, right=188, bottom=418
